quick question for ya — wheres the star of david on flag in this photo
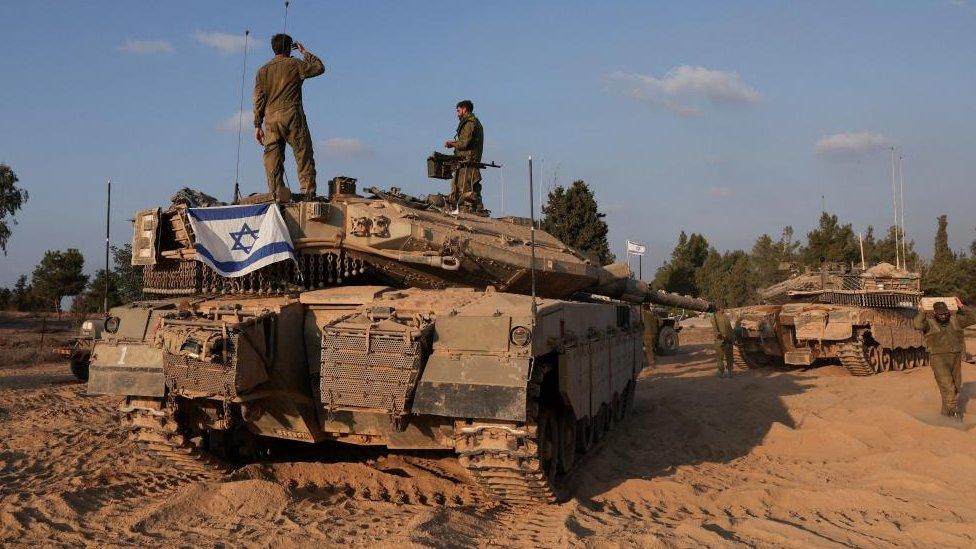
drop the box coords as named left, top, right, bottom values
left=186, top=203, right=295, bottom=277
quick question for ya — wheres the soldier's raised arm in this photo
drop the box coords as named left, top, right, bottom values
left=956, top=299, right=976, bottom=328
left=913, top=309, right=928, bottom=333
left=294, top=42, right=325, bottom=79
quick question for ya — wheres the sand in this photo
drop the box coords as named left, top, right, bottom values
left=2, top=317, right=976, bottom=547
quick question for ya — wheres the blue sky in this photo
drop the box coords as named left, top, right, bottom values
left=1, top=0, right=975, bottom=286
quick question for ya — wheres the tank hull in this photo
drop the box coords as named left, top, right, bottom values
left=88, top=287, right=645, bottom=503
left=728, top=303, right=928, bottom=375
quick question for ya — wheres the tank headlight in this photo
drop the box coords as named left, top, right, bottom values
left=104, top=316, right=121, bottom=333
left=510, top=326, right=532, bottom=347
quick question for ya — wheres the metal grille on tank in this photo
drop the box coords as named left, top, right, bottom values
left=142, top=251, right=368, bottom=295
left=164, top=345, right=241, bottom=398
left=320, top=321, right=432, bottom=421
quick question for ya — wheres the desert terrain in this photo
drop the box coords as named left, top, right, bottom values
left=2, top=314, right=976, bottom=547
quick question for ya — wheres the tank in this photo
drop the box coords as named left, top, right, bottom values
left=727, top=262, right=927, bottom=376
left=87, top=180, right=712, bottom=504
left=55, top=317, right=105, bottom=381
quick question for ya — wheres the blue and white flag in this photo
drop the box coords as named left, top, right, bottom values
left=186, top=204, right=295, bottom=277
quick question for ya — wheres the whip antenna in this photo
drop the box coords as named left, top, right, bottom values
left=233, top=30, right=250, bottom=203
left=283, top=1, right=290, bottom=33
left=528, top=156, right=538, bottom=318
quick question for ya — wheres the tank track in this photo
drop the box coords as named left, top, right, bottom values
left=456, top=422, right=560, bottom=505
left=837, top=335, right=928, bottom=376
left=123, top=407, right=228, bottom=477
left=732, top=346, right=783, bottom=370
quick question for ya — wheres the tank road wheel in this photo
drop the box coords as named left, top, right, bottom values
left=536, top=408, right=560, bottom=482
left=657, top=326, right=679, bottom=355
left=880, top=349, right=893, bottom=372
left=124, top=400, right=230, bottom=478
left=69, top=352, right=90, bottom=382
left=558, top=408, right=577, bottom=474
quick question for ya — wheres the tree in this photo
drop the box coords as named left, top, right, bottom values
left=749, top=226, right=800, bottom=289
left=71, top=269, right=120, bottom=314
left=541, top=180, right=615, bottom=265
left=923, top=215, right=965, bottom=297
left=31, top=249, right=88, bottom=312
left=0, top=164, right=28, bottom=254
left=695, top=249, right=755, bottom=307
left=800, top=212, right=858, bottom=267
left=0, top=287, right=10, bottom=310
left=112, top=243, right=143, bottom=303
left=652, top=231, right=711, bottom=296
left=11, top=274, right=41, bottom=311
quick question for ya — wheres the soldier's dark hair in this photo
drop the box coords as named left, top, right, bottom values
left=456, top=100, right=474, bottom=112
left=272, top=34, right=293, bottom=55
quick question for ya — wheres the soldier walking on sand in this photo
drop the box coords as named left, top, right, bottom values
left=444, top=100, right=484, bottom=213
left=915, top=298, right=976, bottom=421
left=712, top=308, right=735, bottom=378
left=254, top=33, right=325, bottom=200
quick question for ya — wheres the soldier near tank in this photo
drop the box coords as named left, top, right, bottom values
left=444, top=100, right=484, bottom=213
left=253, top=34, right=325, bottom=200
left=641, top=306, right=659, bottom=367
left=712, top=308, right=735, bottom=378
left=914, top=298, right=976, bottom=421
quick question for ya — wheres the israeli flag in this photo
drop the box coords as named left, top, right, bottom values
left=186, top=204, right=295, bottom=277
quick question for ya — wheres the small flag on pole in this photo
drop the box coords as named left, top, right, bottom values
left=626, top=240, right=646, bottom=255
left=187, top=204, right=295, bottom=277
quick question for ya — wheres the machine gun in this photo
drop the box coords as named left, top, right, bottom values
left=427, top=151, right=501, bottom=179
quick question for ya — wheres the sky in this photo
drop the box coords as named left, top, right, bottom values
left=1, top=0, right=975, bottom=286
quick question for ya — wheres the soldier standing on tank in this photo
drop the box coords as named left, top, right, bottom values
left=712, top=308, right=735, bottom=378
left=444, top=100, right=484, bottom=213
left=914, top=298, right=976, bottom=421
left=641, top=306, right=659, bottom=367
left=254, top=34, right=325, bottom=200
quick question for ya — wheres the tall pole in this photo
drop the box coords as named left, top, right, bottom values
left=889, top=147, right=900, bottom=269
left=639, top=254, right=642, bottom=280
left=528, top=156, right=537, bottom=318
left=104, top=178, right=111, bottom=314
left=234, top=30, right=250, bottom=203
left=858, top=232, right=865, bottom=270
left=898, top=154, right=907, bottom=268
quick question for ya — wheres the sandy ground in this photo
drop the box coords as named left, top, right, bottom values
left=3, top=317, right=976, bottom=548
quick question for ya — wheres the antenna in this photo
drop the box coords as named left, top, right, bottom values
left=889, top=147, right=900, bottom=269
left=528, top=156, right=538, bottom=318
left=233, top=30, right=250, bottom=203
left=283, top=1, right=291, bottom=33
left=898, top=154, right=907, bottom=266
left=500, top=165, right=506, bottom=216
left=103, top=178, right=111, bottom=314
left=858, top=232, right=865, bottom=270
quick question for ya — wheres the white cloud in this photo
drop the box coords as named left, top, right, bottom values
left=607, top=66, right=762, bottom=117
left=814, top=131, right=893, bottom=161
left=707, top=186, right=733, bottom=197
left=320, top=138, right=373, bottom=157
left=195, top=31, right=251, bottom=55
left=119, top=38, right=174, bottom=54
left=216, top=111, right=250, bottom=132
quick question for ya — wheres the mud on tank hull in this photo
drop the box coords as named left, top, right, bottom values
left=87, top=287, right=646, bottom=504
left=727, top=303, right=928, bottom=376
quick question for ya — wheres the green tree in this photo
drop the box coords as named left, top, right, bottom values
left=749, top=226, right=800, bottom=289
left=800, top=212, right=858, bottom=267
left=541, top=180, right=615, bottom=265
left=0, top=287, right=11, bottom=310
left=71, top=269, right=120, bottom=314
left=652, top=231, right=710, bottom=296
left=923, top=215, right=965, bottom=297
left=31, top=249, right=88, bottom=312
left=112, top=243, right=144, bottom=303
left=0, top=164, right=29, bottom=254
left=696, top=249, right=755, bottom=307
left=11, top=274, right=41, bottom=311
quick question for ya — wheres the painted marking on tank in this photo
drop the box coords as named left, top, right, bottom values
left=118, top=346, right=128, bottom=365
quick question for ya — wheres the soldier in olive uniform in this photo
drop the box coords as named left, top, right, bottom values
left=712, top=308, right=735, bottom=378
left=914, top=298, right=976, bottom=421
left=641, top=306, right=660, bottom=367
left=444, top=100, right=484, bottom=213
left=254, top=34, right=326, bottom=199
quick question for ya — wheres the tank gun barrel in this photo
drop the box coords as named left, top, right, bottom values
left=591, top=264, right=714, bottom=311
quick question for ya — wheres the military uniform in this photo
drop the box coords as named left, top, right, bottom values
left=254, top=50, right=325, bottom=197
left=712, top=310, right=735, bottom=377
left=914, top=305, right=976, bottom=418
left=641, top=308, right=659, bottom=367
left=450, top=112, right=484, bottom=212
